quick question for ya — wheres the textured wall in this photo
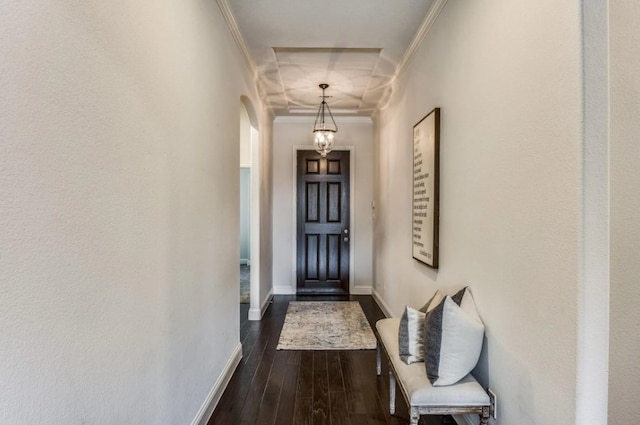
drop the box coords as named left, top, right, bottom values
left=374, top=1, right=584, bottom=424
left=609, top=0, right=640, bottom=422
left=0, top=1, right=262, bottom=423
left=272, top=118, right=374, bottom=294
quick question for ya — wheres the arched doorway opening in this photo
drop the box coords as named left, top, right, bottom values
left=239, top=96, right=261, bottom=321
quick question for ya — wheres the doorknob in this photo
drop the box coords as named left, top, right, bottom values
left=344, top=237, right=349, bottom=242
left=343, top=229, right=349, bottom=234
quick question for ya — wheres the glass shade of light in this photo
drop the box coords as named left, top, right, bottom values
left=313, top=128, right=335, bottom=157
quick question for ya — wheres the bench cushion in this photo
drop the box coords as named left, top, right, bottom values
left=377, top=318, right=490, bottom=407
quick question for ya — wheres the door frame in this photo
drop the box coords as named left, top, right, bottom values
left=291, top=146, right=355, bottom=294
left=240, top=96, right=263, bottom=321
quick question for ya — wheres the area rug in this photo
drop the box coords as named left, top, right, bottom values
left=240, top=264, right=250, bottom=304
left=277, top=301, right=377, bottom=350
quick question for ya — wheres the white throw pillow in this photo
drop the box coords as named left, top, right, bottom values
left=398, top=306, right=425, bottom=364
left=398, top=290, right=444, bottom=364
left=423, top=287, right=484, bottom=386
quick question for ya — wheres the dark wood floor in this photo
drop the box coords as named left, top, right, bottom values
left=207, top=295, right=452, bottom=425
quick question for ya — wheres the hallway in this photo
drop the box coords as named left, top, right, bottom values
left=2, top=1, right=638, bottom=424
left=208, top=296, right=450, bottom=425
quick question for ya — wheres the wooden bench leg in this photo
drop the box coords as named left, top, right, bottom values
left=376, top=341, right=381, bottom=376
left=409, top=407, right=420, bottom=425
left=389, top=368, right=396, bottom=415
left=480, top=406, right=490, bottom=425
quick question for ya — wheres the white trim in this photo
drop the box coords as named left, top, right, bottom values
left=274, top=285, right=296, bottom=295
left=379, top=0, right=448, bottom=111
left=291, top=146, right=356, bottom=295
left=576, top=1, right=610, bottom=423
left=350, top=287, right=372, bottom=296
left=452, top=414, right=477, bottom=425
left=395, top=0, right=448, bottom=80
left=216, top=0, right=257, bottom=76
left=372, top=288, right=394, bottom=318
left=249, top=289, right=273, bottom=321
left=288, top=108, right=361, bottom=116
left=192, top=343, right=242, bottom=425
left=248, top=126, right=261, bottom=321
left=275, top=116, right=373, bottom=124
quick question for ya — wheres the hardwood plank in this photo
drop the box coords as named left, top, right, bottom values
left=297, top=351, right=314, bottom=399
left=327, top=351, right=345, bottom=393
left=294, top=397, right=313, bottom=425
left=329, top=391, right=349, bottom=425
left=237, top=316, right=283, bottom=425
left=254, top=351, right=288, bottom=425
left=273, top=351, right=301, bottom=425
left=350, top=350, right=388, bottom=425
left=312, top=351, right=330, bottom=425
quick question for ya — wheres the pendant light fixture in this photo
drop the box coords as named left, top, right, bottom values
left=312, top=83, right=337, bottom=157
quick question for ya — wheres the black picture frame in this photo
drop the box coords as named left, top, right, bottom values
left=412, top=108, right=440, bottom=268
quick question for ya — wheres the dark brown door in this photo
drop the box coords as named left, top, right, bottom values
left=296, top=150, right=350, bottom=294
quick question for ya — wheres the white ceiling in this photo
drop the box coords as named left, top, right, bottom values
left=220, top=0, right=440, bottom=116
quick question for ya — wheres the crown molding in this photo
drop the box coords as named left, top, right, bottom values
left=216, top=0, right=258, bottom=77
left=396, top=0, right=448, bottom=77
left=274, top=116, right=373, bottom=124
left=378, top=0, right=448, bottom=111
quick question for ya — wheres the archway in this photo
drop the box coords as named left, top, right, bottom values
left=239, top=96, right=261, bottom=321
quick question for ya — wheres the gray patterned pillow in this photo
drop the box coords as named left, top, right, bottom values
left=423, top=287, right=485, bottom=386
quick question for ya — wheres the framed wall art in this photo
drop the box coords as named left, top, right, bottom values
left=412, top=108, right=440, bottom=268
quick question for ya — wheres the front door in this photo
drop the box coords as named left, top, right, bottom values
left=296, top=150, right=350, bottom=294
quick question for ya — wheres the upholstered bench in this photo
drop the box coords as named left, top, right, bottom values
left=376, top=318, right=491, bottom=425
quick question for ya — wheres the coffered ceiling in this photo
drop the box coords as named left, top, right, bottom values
left=218, top=0, right=445, bottom=116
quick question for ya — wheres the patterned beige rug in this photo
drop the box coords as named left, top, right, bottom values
left=239, top=264, right=250, bottom=304
left=277, top=301, right=377, bottom=350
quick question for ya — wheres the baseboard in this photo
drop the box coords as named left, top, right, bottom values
left=273, top=285, right=295, bottom=295
left=453, top=414, right=478, bottom=425
left=248, top=289, right=273, bottom=321
left=192, top=343, right=243, bottom=425
left=350, top=286, right=372, bottom=295
left=371, top=288, right=394, bottom=318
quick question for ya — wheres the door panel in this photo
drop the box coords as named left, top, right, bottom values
left=296, top=150, right=350, bottom=294
left=306, top=183, right=320, bottom=222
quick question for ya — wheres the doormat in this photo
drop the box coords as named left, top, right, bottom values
left=277, top=301, right=377, bottom=350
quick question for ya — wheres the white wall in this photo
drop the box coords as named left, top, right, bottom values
left=374, top=1, right=587, bottom=424
left=240, top=103, right=252, bottom=167
left=255, top=113, right=275, bottom=319
left=272, top=118, right=374, bottom=294
left=609, top=0, right=640, bottom=422
left=0, top=1, right=265, bottom=424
